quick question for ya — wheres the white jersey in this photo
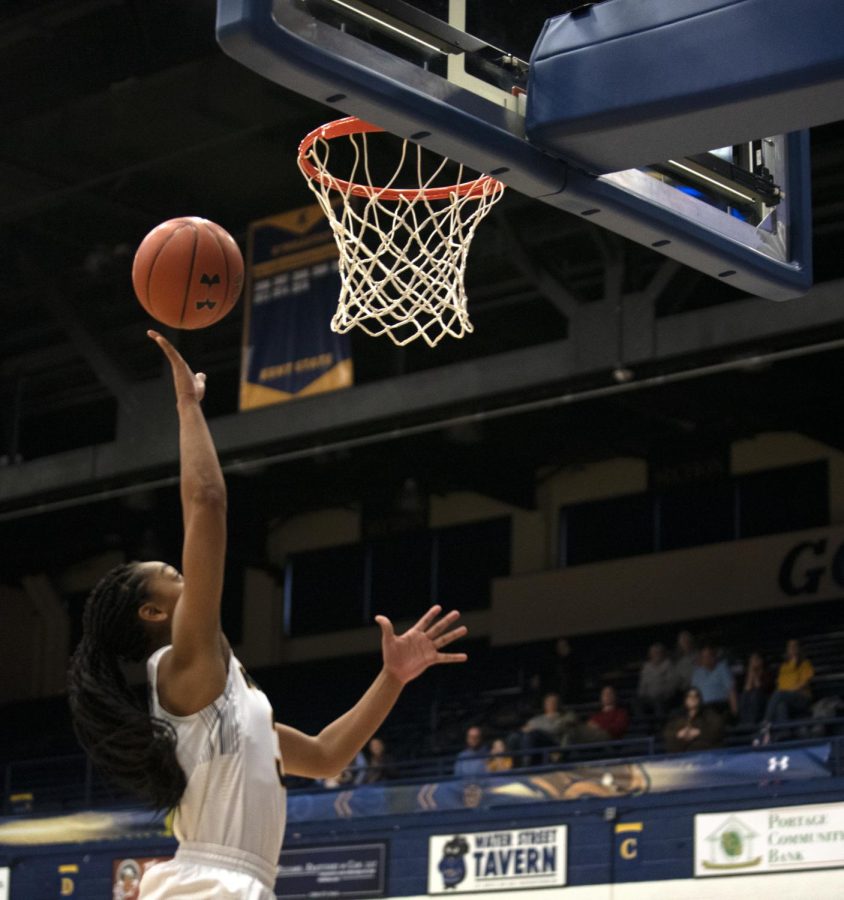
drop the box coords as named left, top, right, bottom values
left=144, top=646, right=286, bottom=869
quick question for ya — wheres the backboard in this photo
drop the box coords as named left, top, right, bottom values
left=216, top=0, right=832, bottom=301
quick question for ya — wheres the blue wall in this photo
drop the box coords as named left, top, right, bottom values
left=4, top=775, right=844, bottom=899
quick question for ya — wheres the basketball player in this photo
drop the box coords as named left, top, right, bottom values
left=68, top=330, right=467, bottom=900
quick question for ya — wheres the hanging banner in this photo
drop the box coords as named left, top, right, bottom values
left=240, top=202, right=353, bottom=410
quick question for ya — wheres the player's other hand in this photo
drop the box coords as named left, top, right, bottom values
left=148, top=330, right=206, bottom=402
left=375, top=605, right=467, bottom=685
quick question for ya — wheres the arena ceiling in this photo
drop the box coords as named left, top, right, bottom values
left=2, top=0, right=844, bottom=574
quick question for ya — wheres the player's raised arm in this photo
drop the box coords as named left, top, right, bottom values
left=147, top=329, right=228, bottom=713
left=276, top=605, right=467, bottom=778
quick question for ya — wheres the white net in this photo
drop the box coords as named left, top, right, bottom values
left=298, top=119, right=505, bottom=347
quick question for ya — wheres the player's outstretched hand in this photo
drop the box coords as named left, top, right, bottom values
left=148, top=329, right=206, bottom=403
left=376, top=605, right=467, bottom=685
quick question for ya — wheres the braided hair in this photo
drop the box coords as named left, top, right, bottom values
left=67, top=562, right=186, bottom=810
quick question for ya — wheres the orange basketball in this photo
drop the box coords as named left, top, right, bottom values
left=132, top=217, right=244, bottom=329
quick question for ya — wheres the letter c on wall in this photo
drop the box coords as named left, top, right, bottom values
left=620, top=837, right=638, bottom=860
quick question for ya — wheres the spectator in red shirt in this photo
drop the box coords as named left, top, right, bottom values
left=571, top=686, right=630, bottom=744
left=588, top=686, right=630, bottom=740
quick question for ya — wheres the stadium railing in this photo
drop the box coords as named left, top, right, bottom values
left=6, top=720, right=844, bottom=816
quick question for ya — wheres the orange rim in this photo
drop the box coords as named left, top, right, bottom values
left=298, top=116, right=504, bottom=202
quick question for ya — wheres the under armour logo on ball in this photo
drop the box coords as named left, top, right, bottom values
left=200, top=273, right=221, bottom=287
left=196, top=299, right=217, bottom=310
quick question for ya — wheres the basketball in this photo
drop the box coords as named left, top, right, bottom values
left=131, top=217, right=244, bottom=329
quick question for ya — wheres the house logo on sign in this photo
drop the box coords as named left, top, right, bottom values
left=702, top=816, right=763, bottom=871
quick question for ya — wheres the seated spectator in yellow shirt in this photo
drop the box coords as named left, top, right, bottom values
left=762, top=639, right=814, bottom=731
left=486, top=738, right=514, bottom=773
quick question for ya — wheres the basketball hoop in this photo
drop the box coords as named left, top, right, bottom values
left=297, top=117, right=505, bottom=347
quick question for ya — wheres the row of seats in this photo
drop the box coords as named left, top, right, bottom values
left=2, top=597, right=843, bottom=809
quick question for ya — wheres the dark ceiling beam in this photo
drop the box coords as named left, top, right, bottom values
left=494, top=213, right=581, bottom=318
left=0, top=321, right=139, bottom=377
left=0, top=336, right=594, bottom=514
left=651, top=278, right=844, bottom=360
left=619, top=259, right=685, bottom=362
left=0, top=0, right=123, bottom=49
left=642, top=259, right=684, bottom=307
left=0, top=119, right=285, bottom=226
left=590, top=229, right=626, bottom=304
left=3, top=277, right=844, bottom=511
left=0, top=155, right=163, bottom=229
left=26, top=261, right=134, bottom=408
left=0, top=50, right=317, bottom=226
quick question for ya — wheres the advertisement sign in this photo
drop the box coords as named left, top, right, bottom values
left=389, top=870, right=844, bottom=900
left=112, top=856, right=172, bottom=899
left=276, top=843, right=386, bottom=899
left=428, top=826, right=567, bottom=894
left=0, top=867, right=8, bottom=900
left=695, top=801, right=844, bottom=876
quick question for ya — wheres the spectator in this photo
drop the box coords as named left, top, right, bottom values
left=485, top=738, right=513, bottom=773
left=691, top=645, right=737, bottom=718
left=508, top=692, right=577, bottom=766
left=762, top=638, right=815, bottom=730
left=531, top=637, right=583, bottom=705
left=589, top=685, right=630, bottom=740
left=361, top=737, right=397, bottom=783
left=454, top=726, right=488, bottom=778
left=634, top=643, right=677, bottom=723
left=664, top=687, right=725, bottom=753
left=572, top=686, right=630, bottom=743
left=738, top=651, right=774, bottom=727
left=672, top=630, right=698, bottom=693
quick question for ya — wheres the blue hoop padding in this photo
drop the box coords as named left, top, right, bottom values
left=526, top=0, right=844, bottom=174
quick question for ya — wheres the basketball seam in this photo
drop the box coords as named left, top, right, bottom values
left=145, top=223, right=189, bottom=318
left=179, top=223, right=199, bottom=327
left=206, top=224, right=231, bottom=326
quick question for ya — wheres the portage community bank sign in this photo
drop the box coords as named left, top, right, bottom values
left=695, top=802, right=844, bottom=876
left=428, top=826, right=567, bottom=894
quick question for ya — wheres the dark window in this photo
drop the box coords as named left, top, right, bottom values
left=563, top=493, right=654, bottom=566
left=286, top=543, right=367, bottom=636
left=18, top=397, right=118, bottom=461
left=369, top=530, right=433, bottom=621
left=559, top=460, right=831, bottom=567
left=435, top=517, right=511, bottom=610
left=657, top=479, right=735, bottom=551
left=738, top=460, right=829, bottom=538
